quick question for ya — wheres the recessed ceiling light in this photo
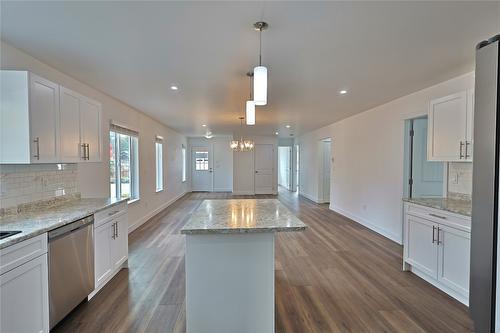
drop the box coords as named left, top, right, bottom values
left=202, top=124, right=207, bottom=127
left=285, top=125, right=291, bottom=129
left=275, top=132, right=279, bottom=135
left=170, top=85, right=179, bottom=91
left=339, top=90, right=347, bottom=95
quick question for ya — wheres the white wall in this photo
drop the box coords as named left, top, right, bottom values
left=233, top=136, right=278, bottom=195
left=187, top=136, right=233, bottom=192
left=1, top=41, right=189, bottom=232
left=296, top=72, right=475, bottom=243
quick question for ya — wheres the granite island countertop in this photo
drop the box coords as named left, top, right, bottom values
left=181, top=199, right=307, bottom=234
left=0, top=197, right=127, bottom=249
left=403, top=197, right=471, bottom=217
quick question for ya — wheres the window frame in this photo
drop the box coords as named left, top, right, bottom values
left=110, top=127, right=140, bottom=202
left=155, top=140, right=164, bottom=192
left=182, top=145, right=187, bottom=183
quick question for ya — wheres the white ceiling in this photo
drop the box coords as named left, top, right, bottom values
left=1, top=1, right=499, bottom=137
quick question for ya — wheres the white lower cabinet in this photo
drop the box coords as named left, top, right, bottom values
left=437, top=224, right=471, bottom=297
left=405, top=215, right=438, bottom=279
left=94, top=222, right=113, bottom=287
left=92, top=204, right=128, bottom=296
left=0, top=235, right=49, bottom=333
left=403, top=202, right=470, bottom=305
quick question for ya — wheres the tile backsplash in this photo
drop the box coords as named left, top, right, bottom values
left=0, top=164, right=79, bottom=209
left=448, top=162, right=473, bottom=198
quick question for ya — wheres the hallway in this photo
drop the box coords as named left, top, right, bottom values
left=53, top=190, right=472, bottom=333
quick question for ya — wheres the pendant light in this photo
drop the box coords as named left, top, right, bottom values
left=253, top=21, right=268, bottom=106
left=246, top=72, right=255, bottom=125
left=230, top=117, right=255, bottom=152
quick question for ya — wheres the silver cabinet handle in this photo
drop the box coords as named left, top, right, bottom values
left=86, top=143, right=90, bottom=160
left=33, top=137, right=40, bottom=160
left=429, top=213, right=447, bottom=220
left=115, top=221, right=118, bottom=238
left=81, top=143, right=86, bottom=160
left=108, top=210, right=119, bottom=217
left=432, top=226, right=436, bottom=243
left=465, top=141, right=471, bottom=159
left=111, top=222, right=116, bottom=239
left=436, top=227, right=442, bottom=245
left=459, top=141, right=465, bottom=159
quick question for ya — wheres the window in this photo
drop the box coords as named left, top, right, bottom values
left=182, top=145, right=187, bottom=182
left=155, top=138, right=163, bottom=192
left=110, top=125, right=139, bottom=201
left=194, top=150, right=209, bottom=171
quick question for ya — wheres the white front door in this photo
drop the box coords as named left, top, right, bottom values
left=192, top=146, right=213, bottom=191
left=255, top=144, right=274, bottom=194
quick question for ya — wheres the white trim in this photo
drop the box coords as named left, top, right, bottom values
left=410, top=265, right=468, bottom=306
left=128, top=191, right=187, bottom=233
left=330, top=204, right=402, bottom=244
left=232, top=190, right=255, bottom=195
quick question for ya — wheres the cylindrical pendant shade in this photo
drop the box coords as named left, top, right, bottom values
left=246, top=101, right=255, bottom=125
left=253, top=66, right=267, bottom=106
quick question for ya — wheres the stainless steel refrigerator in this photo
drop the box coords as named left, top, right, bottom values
left=470, top=34, right=500, bottom=333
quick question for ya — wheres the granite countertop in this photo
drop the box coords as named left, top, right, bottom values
left=0, top=197, right=127, bottom=249
left=403, top=197, right=471, bottom=217
left=181, top=199, right=307, bottom=235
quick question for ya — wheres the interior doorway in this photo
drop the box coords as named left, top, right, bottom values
left=403, top=117, right=445, bottom=198
left=318, top=138, right=332, bottom=203
left=278, top=146, right=293, bottom=191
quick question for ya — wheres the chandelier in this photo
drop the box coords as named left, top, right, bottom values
left=230, top=117, right=255, bottom=152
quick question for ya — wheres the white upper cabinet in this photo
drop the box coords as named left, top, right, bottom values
left=1, top=70, right=102, bottom=164
left=59, top=87, right=82, bottom=162
left=80, top=96, right=102, bottom=162
left=59, top=87, right=102, bottom=162
left=427, top=89, right=474, bottom=162
left=1, top=71, right=59, bottom=164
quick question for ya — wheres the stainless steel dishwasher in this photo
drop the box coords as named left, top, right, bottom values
left=48, top=215, right=94, bottom=329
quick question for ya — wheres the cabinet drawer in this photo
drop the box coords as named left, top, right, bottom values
left=405, top=203, right=470, bottom=232
left=0, top=234, right=48, bottom=275
left=94, top=202, right=127, bottom=228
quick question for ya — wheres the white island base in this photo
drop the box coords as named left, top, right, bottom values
left=185, top=233, right=275, bottom=333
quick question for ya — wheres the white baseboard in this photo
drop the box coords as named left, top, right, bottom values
left=128, top=191, right=187, bottom=233
left=298, top=191, right=318, bottom=203
left=330, top=205, right=402, bottom=244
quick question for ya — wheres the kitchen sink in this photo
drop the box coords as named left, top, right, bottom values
left=0, top=230, right=22, bottom=240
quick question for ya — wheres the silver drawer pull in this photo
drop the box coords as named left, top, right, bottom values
left=108, top=210, right=120, bottom=216
left=429, top=213, right=447, bottom=220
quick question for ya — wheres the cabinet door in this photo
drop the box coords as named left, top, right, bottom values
left=437, top=224, right=470, bottom=297
left=427, top=91, right=467, bottom=161
left=0, top=254, right=49, bottom=333
left=405, top=215, right=438, bottom=279
left=80, top=97, right=101, bottom=162
left=111, top=213, right=128, bottom=270
left=29, top=74, right=59, bottom=163
left=465, top=89, right=474, bottom=161
left=94, top=223, right=112, bottom=288
left=59, top=87, right=82, bottom=162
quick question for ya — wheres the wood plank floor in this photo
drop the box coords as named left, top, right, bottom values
left=53, top=190, right=473, bottom=332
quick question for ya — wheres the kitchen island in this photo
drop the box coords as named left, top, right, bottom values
left=181, top=199, right=307, bottom=333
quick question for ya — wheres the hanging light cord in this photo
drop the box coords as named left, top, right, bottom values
left=259, top=27, right=262, bottom=66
